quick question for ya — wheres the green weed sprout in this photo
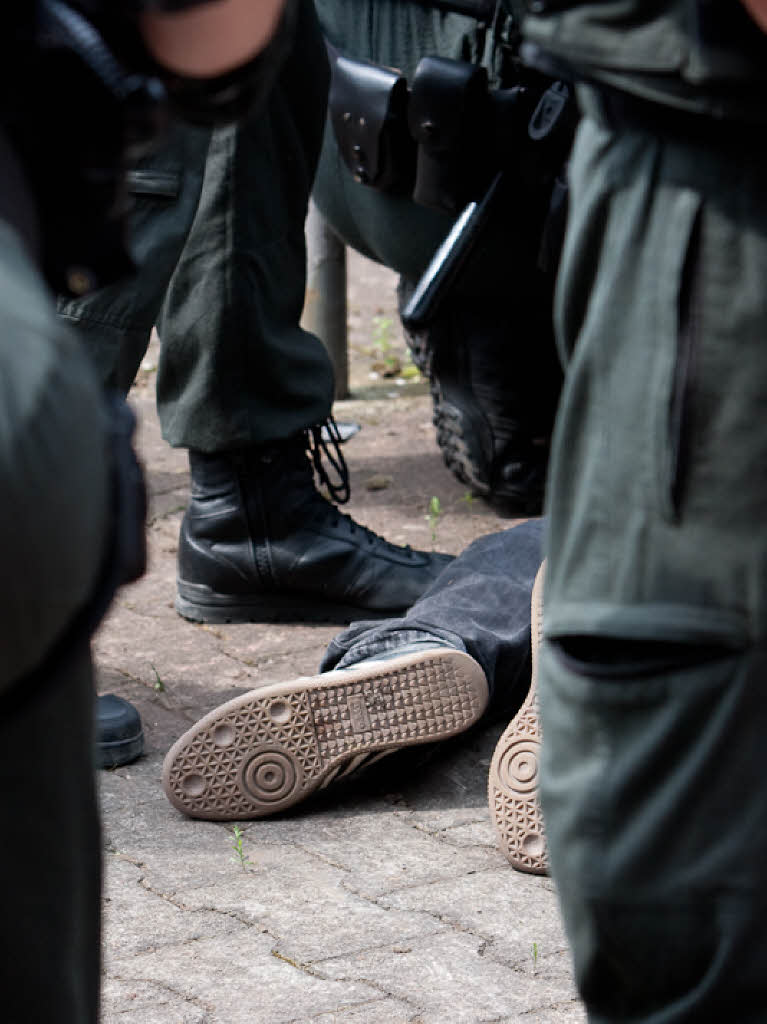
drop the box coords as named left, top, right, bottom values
left=426, top=495, right=443, bottom=548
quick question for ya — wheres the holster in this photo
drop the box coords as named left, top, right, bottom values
left=329, top=55, right=415, bottom=193
left=408, top=56, right=493, bottom=212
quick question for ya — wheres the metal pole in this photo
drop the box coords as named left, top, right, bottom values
left=302, top=200, right=349, bottom=399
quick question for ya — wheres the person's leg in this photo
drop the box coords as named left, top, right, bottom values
left=53, top=112, right=212, bottom=764
left=539, top=103, right=767, bottom=1019
left=324, top=517, right=550, bottom=875
left=322, top=518, right=544, bottom=720
left=163, top=643, right=488, bottom=820
left=312, top=0, right=564, bottom=514
left=57, top=120, right=212, bottom=393
left=3, top=649, right=102, bottom=1024
left=488, top=559, right=547, bottom=875
left=155, top=5, right=334, bottom=450
left=0, top=214, right=113, bottom=1023
left=157, top=0, right=452, bottom=626
left=162, top=518, right=543, bottom=820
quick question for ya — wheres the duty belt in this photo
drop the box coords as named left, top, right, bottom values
left=589, top=85, right=760, bottom=148
left=413, top=0, right=499, bottom=18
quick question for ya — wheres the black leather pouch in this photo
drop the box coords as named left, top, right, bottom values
left=408, top=56, right=492, bottom=212
left=329, top=55, right=415, bottom=193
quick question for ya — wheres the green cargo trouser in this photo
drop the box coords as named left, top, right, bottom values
left=0, top=190, right=111, bottom=1020
left=540, top=89, right=767, bottom=1020
left=58, top=0, right=333, bottom=451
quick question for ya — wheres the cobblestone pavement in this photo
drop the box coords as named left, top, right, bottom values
left=94, top=257, right=585, bottom=1024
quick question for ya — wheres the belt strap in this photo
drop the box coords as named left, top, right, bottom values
left=581, top=85, right=755, bottom=150
left=411, top=0, right=498, bottom=20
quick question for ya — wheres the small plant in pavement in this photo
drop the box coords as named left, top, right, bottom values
left=231, top=824, right=254, bottom=871
left=370, top=314, right=410, bottom=377
left=150, top=663, right=165, bottom=693
left=426, top=495, right=443, bottom=548
left=371, top=315, right=396, bottom=366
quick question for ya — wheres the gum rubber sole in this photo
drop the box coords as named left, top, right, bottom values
left=163, top=648, right=488, bottom=821
left=488, top=562, right=548, bottom=875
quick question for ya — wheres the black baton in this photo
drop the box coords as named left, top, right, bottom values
left=400, top=171, right=504, bottom=331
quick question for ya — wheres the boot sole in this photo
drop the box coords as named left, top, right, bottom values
left=97, top=730, right=144, bottom=769
left=488, top=562, right=548, bottom=875
left=402, top=305, right=500, bottom=504
left=176, top=582, right=400, bottom=626
left=435, top=397, right=544, bottom=517
left=401, top=289, right=547, bottom=516
left=434, top=398, right=493, bottom=497
left=163, top=648, right=488, bottom=821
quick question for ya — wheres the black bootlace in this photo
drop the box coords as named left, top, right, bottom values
left=307, top=415, right=351, bottom=505
left=305, top=417, right=416, bottom=558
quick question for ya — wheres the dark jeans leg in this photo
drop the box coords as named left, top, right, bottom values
left=156, top=0, right=335, bottom=451
left=322, top=518, right=544, bottom=719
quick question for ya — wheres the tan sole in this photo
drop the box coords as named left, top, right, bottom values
left=488, top=561, right=548, bottom=875
left=163, top=648, right=488, bottom=821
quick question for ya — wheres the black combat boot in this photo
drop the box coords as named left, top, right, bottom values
left=175, top=426, right=453, bottom=624
left=96, top=694, right=144, bottom=768
left=399, top=281, right=562, bottom=516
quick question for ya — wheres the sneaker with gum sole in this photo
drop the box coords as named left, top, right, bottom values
left=488, top=562, right=548, bottom=874
left=163, top=647, right=488, bottom=820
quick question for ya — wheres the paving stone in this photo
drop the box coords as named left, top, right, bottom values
left=99, top=756, right=169, bottom=816
left=101, top=978, right=209, bottom=1024
left=318, top=930, right=556, bottom=1020
left=382, top=868, right=567, bottom=957
left=104, top=799, right=263, bottom=894
left=94, top=603, right=248, bottom=695
left=416, top=1005, right=586, bottom=1024
left=375, top=727, right=502, bottom=835
left=177, top=851, right=446, bottom=962
left=297, top=998, right=420, bottom=1023
left=103, top=857, right=249, bottom=960
left=378, top=867, right=577, bottom=1010
left=431, top=818, right=501, bottom=851
left=111, top=931, right=383, bottom=1024
left=280, top=805, right=501, bottom=899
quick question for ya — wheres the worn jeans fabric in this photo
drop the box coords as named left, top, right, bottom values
left=0, top=148, right=109, bottom=1021
left=322, top=517, right=544, bottom=720
left=540, top=95, right=767, bottom=1021
left=58, top=0, right=334, bottom=451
